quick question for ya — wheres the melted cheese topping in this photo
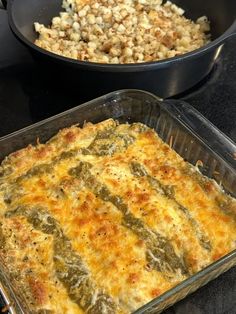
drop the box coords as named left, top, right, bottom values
left=0, top=119, right=236, bottom=314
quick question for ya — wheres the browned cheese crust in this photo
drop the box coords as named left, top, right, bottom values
left=0, top=119, right=236, bottom=314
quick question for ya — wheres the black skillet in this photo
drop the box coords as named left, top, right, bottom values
left=1, top=0, right=236, bottom=98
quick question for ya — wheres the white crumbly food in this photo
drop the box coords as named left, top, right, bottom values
left=34, top=0, right=210, bottom=64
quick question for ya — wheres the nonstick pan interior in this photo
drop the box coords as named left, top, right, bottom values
left=173, top=0, right=236, bottom=39
left=9, top=0, right=62, bottom=42
left=9, top=0, right=236, bottom=45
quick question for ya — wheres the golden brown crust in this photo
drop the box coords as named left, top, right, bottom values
left=0, top=119, right=236, bottom=314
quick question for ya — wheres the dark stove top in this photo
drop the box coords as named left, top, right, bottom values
left=1, top=7, right=236, bottom=314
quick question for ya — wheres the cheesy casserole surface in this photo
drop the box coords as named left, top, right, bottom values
left=0, top=119, right=236, bottom=314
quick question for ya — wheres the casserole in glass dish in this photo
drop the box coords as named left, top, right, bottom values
left=0, top=89, right=236, bottom=314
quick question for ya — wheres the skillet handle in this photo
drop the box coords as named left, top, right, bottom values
left=224, top=22, right=236, bottom=40
left=0, top=0, right=7, bottom=9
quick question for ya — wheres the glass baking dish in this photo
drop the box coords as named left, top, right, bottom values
left=0, top=89, right=236, bottom=314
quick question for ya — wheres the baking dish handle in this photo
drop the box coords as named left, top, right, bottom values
left=164, top=100, right=236, bottom=169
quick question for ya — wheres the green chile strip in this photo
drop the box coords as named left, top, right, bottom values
left=1, top=150, right=77, bottom=192
left=80, top=121, right=149, bottom=157
left=130, top=161, right=212, bottom=252
left=5, top=207, right=116, bottom=314
left=122, top=213, right=188, bottom=274
left=178, top=204, right=211, bottom=251
left=2, top=149, right=81, bottom=206
left=81, top=127, right=135, bottom=156
left=16, top=164, right=54, bottom=184
left=69, top=162, right=188, bottom=276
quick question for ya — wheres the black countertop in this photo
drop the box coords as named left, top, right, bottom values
left=0, top=7, right=236, bottom=314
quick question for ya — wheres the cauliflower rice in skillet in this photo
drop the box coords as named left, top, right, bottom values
left=34, top=0, right=210, bottom=64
